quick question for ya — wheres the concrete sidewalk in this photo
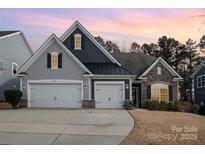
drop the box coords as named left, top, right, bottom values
left=0, top=109, right=134, bottom=145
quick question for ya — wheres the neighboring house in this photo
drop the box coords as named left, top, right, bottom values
left=0, top=31, right=33, bottom=101
left=191, top=62, right=205, bottom=106
left=17, top=21, right=134, bottom=109
left=112, top=52, right=183, bottom=107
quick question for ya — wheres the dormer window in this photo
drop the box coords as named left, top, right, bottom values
left=157, top=67, right=161, bottom=75
left=74, top=34, right=82, bottom=50
left=47, top=52, right=62, bottom=69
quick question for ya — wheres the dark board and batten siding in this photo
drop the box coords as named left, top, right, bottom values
left=63, top=28, right=112, bottom=64
left=194, top=66, right=205, bottom=106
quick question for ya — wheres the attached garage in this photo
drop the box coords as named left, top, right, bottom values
left=28, top=80, right=82, bottom=108
left=94, top=81, right=125, bottom=109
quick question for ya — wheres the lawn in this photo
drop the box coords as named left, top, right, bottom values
left=121, top=109, right=205, bottom=145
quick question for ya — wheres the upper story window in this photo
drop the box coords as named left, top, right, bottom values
left=197, top=75, right=205, bottom=88
left=0, top=60, right=4, bottom=71
left=157, top=67, right=161, bottom=75
left=47, top=52, right=62, bottom=69
left=12, top=63, right=18, bottom=75
left=51, top=52, right=58, bottom=69
left=74, top=34, right=82, bottom=50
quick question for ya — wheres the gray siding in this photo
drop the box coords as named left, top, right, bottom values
left=63, top=28, right=112, bottom=64
left=0, top=33, right=32, bottom=101
left=194, top=66, right=205, bottom=106
left=21, top=40, right=86, bottom=98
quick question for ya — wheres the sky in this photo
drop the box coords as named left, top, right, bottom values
left=0, top=8, right=205, bottom=53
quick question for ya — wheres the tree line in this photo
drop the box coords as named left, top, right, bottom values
left=94, top=35, right=205, bottom=102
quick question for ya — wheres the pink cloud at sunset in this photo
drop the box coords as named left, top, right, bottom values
left=0, top=8, right=205, bottom=53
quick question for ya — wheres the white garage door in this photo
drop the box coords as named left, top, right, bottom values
left=95, top=81, right=124, bottom=109
left=28, top=82, right=82, bottom=108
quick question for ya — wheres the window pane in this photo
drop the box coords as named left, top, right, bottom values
left=151, top=84, right=159, bottom=101
left=198, top=77, right=202, bottom=87
left=75, top=36, right=81, bottom=49
left=160, top=88, right=168, bottom=102
left=51, top=53, right=58, bottom=69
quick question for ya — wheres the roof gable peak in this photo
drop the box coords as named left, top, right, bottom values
left=60, top=21, right=121, bottom=66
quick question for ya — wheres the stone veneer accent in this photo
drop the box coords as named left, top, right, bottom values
left=82, top=100, right=95, bottom=108
left=141, top=62, right=179, bottom=107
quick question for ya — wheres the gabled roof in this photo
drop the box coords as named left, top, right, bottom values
left=191, top=62, right=205, bottom=78
left=0, top=30, right=33, bottom=55
left=17, top=34, right=92, bottom=75
left=60, top=21, right=121, bottom=66
left=0, top=31, right=20, bottom=37
left=139, top=57, right=183, bottom=80
left=84, top=63, right=133, bottom=75
left=112, top=52, right=156, bottom=76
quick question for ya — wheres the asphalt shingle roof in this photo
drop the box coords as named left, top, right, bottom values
left=84, top=63, right=133, bottom=75
left=0, top=31, right=20, bottom=37
left=112, top=52, right=157, bottom=76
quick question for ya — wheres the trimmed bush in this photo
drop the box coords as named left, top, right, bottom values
left=4, top=90, right=22, bottom=109
left=124, top=100, right=133, bottom=110
left=145, top=100, right=152, bottom=110
left=167, top=101, right=173, bottom=111
left=159, top=101, right=168, bottom=111
left=191, top=104, right=200, bottom=114
left=171, top=101, right=178, bottom=111
left=151, top=100, right=159, bottom=110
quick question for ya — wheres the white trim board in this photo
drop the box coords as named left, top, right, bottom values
left=139, top=57, right=183, bottom=80
left=17, top=34, right=92, bottom=75
left=60, top=21, right=121, bottom=66
left=191, top=63, right=205, bottom=78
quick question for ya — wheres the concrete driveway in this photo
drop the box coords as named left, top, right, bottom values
left=0, top=109, right=134, bottom=145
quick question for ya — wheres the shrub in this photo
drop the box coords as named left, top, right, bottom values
left=151, top=100, right=159, bottom=110
left=171, top=101, right=178, bottom=111
left=191, top=104, right=200, bottom=114
left=159, top=101, right=168, bottom=111
left=4, top=90, right=22, bottom=109
left=167, top=101, right=173, bottom=111
left=145, top=100, right=152, bottom=110
left=124, top=100, right=133, bottom=110
left=178, top=102, right=192, bottom=112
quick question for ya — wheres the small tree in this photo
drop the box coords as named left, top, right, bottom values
left=4, top=90, right=22, bottom=109
left=129, top=42, right=140, bottom=52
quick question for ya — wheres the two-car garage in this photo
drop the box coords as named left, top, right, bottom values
left=27, top=80, right=125, bottom=109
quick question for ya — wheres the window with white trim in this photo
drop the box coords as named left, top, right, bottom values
left=74, top=34, right=82, bottom=49
left=0, top=60, right=4, bottom=71
left=51, top=52, right=58, bottom=69
left=12, top=63, right=18, bottom=75
left=157, top=67, right=161, bottom=75
left=151, top=83, right=169, bottom=102
left=197, top=75, right=205, bottom=88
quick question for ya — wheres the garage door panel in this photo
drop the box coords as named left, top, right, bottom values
left=95, top=82, right=124, bottom=109
left=29, top=82, right=82, bottom=108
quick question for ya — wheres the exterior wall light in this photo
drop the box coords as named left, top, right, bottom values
left=126, top=84, right=129, bottom=89
left=84, top=84, right=87, bottom=88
